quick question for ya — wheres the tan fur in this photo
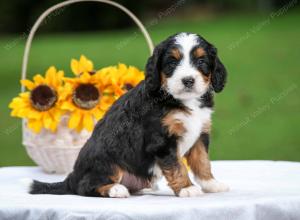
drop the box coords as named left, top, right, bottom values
left=110, top=165, right=123, bottom=183
left=193, top=47, right=206, bottom=58
left=96, top=166, right=124, bottom=196
left=160, top=152, right=192, bottom=195
left=162, top=110, right=190, bottom=137
left=185, top=138, right=213, bottom=180
left=171, top=48, right=182, bottom=60
left=201, top=73, right=211, bottom=83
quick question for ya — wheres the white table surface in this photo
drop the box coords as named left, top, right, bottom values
left=0, top=161, right=300, bottom=220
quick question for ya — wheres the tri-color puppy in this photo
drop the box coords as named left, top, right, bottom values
left=30, top=32, right=229, bottom=198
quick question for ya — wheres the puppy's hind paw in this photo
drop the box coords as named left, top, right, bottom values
left=108, top=184, right=130, bottom=198
left=178, top=185, right=204, bottom=197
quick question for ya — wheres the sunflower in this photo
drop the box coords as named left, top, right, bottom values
left=9, top=66, right=64, bottom=133
left=61, top=57, right=115, bottom=132
left=96, top=63, right=145, bottom=98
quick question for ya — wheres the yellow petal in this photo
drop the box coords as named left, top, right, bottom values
left=9, top=97, right=28, bottom=109
left=80, top=72, right=91, bottom=83
left=83, top=113, right=94, bottom=131
left=71, top=59, right=80, bottom=75
left=68, top=111, right=82, bottom=129
left=61, top=101, right=75, bottom=111
left=11, top=109, right=21, bottom=117
left=28, top=119, right=43, bottom=133
left=100, top=96, right=115, bottom=111
left=118, top=63, right=127, bottom=74
left=45, top=66, right=63, bottom=88
left=27, top=109, right=42, bottom=119
left=17, top=108, right=31, bottom=117
left=20, top=79, right=35, bottom=90
left=49, top=120, right=57, bottom=132
left=45, top=66, right=56, bottom=78
left=50, top=108, right=61, bottom=122
left=33, top=74, right=45, bottom=85
left=54, top=70, right=64, bottom=87
left=42, top=113, right=53, bottom=129
left=20, top=92, right=30, bottom=98
left=93, top=108, right=104, bottom=120
left=75, top=118, right=84, bottom=132
left=80, top=55, right=94, bottom=72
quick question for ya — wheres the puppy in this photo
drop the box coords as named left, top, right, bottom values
left=30, top=32, right=229, bottom=198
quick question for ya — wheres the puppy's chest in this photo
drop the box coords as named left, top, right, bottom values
left=173, top=100, right=212, bottom=156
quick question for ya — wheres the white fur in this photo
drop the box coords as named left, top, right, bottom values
left=165, top=33, right=209, bottom=100
left=196, top=178, right=230, bottom=193
left=108, top=184, right=130, bottom=198
left=152, top=163, right=162, bottom=179
left=19, top=178, right=33, bottom=191
left=149, top=163, right=163, bottom=190
left=175, top=99, right=212, bottom=156
left=178, top=185, right=204, bottom=197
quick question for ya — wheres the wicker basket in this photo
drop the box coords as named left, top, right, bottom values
left=21, top=0, right=154, bottom=174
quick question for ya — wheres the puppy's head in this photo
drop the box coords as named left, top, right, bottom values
left=145, top=33, right=227, bottom=100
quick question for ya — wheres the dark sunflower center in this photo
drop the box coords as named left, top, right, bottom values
left=123, top=83, right=134, bottom=91
left=73, top=83, right=100, bottom=109
left=30, top=85, right=57, bottom=111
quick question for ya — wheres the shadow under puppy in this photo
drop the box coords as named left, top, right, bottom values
left=30, top=32, right=229, bottom=198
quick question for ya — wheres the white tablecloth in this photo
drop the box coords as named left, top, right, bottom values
left=0, top=161, right=300, bottom=220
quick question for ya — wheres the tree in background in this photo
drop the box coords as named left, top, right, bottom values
left=0, top=0, right=297, bottom=34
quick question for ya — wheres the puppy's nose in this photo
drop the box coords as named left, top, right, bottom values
left=181, top=77, right=195, bottom=88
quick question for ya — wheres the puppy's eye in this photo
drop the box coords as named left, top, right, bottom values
left=168, top=59, right=178, bottom=67
left=197, top=59, right=204, bottom=65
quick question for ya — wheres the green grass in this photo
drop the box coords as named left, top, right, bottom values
left=0, top=12, right=300, bottom=166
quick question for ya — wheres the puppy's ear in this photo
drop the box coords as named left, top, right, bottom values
left=145, top=42, right=166, bottom=93
left=208, top=46, right=227, bottom=93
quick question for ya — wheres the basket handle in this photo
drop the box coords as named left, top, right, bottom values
left=21, top=0, right=154, bottom=92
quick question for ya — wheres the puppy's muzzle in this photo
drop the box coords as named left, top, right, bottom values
left=181, top=77, right=195, bottom=89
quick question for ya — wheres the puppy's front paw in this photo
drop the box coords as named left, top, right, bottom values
left=178, top=185, right=204, bottom=197
left=108, top=184, right=130, bottom=198
left=200, top=179, right=229, bottom=193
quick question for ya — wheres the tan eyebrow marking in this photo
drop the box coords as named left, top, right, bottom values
left=193, top=47, right=206, bottom=58
left=171, top=48, right=182, bottom=60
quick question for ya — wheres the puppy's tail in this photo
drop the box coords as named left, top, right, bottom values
left=29, top=178, right=72, bottom=195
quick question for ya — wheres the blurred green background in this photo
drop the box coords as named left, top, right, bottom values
left=0, top=0, right=299, bottom=166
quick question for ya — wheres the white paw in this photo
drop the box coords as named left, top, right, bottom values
left=108, top=184, right=130, bottom=198
left=200, top=179, right=230, bottom=193
left=19, top=178, right=33, bottom=190
left=178, top=185, right=204, bottom=197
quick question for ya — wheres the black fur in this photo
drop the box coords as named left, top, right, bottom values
left=200, top=91, right=214, bottom=108
left=200, top=133, right=210, bottom=152
left=207, top=45, right=227, bottom=93
left=30, top=180, right=71, bottom=195
left=30, top=33, right=227, bottom=196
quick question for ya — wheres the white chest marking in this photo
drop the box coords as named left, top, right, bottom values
left=174, top=99, right=212, bottom=156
